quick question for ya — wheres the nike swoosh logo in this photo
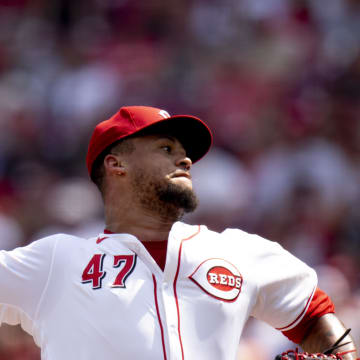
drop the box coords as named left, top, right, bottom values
left=96, top=236, right=108, bottom=244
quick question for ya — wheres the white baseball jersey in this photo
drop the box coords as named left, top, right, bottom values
left=0, top=222, right=317, bottom=360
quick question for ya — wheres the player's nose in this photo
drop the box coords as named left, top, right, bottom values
left=176, top=155, right=192, bottom=171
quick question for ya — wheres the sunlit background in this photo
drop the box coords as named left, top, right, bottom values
left=0, top=1, right=360, bottom=359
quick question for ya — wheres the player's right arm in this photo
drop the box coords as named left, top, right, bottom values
left=0, top=235, right=59, bottom=327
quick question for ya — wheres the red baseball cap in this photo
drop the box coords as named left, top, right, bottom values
left=86, top=106, right=213, bottom=179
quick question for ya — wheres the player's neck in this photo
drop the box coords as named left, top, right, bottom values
left=103, top=181, right=185, bottom=241
left=104, top=203, right=178, bottom=242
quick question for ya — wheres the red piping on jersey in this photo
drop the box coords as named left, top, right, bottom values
left=276, top=286, right=316, bottom=331
left=173, top=225, right=201, bottom=360
left=153, top=275, right=167, bottom=360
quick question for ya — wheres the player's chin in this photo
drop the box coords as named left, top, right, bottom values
left=170, top=176, right=193, bottom=190
left=162, top=180, right=198, bottom=213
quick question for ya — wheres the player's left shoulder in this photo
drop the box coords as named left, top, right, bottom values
left=172, top=221, right=203, bottom=235
left=220, top=227, right=284, bottom=251
left=175, top=222, right=284, bottom=256
left=175, top=222, right=264, bottom=245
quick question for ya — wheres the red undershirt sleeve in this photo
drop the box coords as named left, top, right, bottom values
left=281, top=287, right=335, bottom=344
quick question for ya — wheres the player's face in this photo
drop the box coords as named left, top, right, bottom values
left=124, top=134, right=198, bottom=216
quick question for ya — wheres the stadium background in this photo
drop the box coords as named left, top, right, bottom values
left=0, top=0, right=359, bottom=358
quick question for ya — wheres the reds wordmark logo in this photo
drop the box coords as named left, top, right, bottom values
left=189, top=258, right=243, bottom=302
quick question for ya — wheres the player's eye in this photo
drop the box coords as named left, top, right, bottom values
left=162, top=145, right=172, bottom=153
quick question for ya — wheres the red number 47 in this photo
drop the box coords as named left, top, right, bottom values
left=81, top=254, right=136, bottom=289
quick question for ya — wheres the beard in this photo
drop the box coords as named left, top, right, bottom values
left=130, top=167, right=198, bottom=220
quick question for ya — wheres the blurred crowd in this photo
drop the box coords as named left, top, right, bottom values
left=0, top=0, right=360, bottom=359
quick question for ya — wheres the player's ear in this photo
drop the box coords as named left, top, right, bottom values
left=103, top=154, right=126, bottom=176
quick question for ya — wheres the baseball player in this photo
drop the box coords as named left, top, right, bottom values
left=0, top=106, right=358, bottom=360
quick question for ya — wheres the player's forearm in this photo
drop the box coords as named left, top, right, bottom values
left=300, top=313, right=358, bottom=359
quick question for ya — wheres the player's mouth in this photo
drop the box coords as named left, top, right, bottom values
left=171, top=171, right=192, bottom=180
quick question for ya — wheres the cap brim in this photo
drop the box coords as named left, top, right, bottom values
left=135, top=115, right=213, bottom=163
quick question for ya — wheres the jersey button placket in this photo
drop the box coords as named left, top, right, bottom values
left=161, top=281, right=182, bottom=360
left=161, top=230, right=185, bottom=360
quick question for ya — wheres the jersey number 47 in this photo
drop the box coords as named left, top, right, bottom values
left=81, top=254, right=137, bottom=290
